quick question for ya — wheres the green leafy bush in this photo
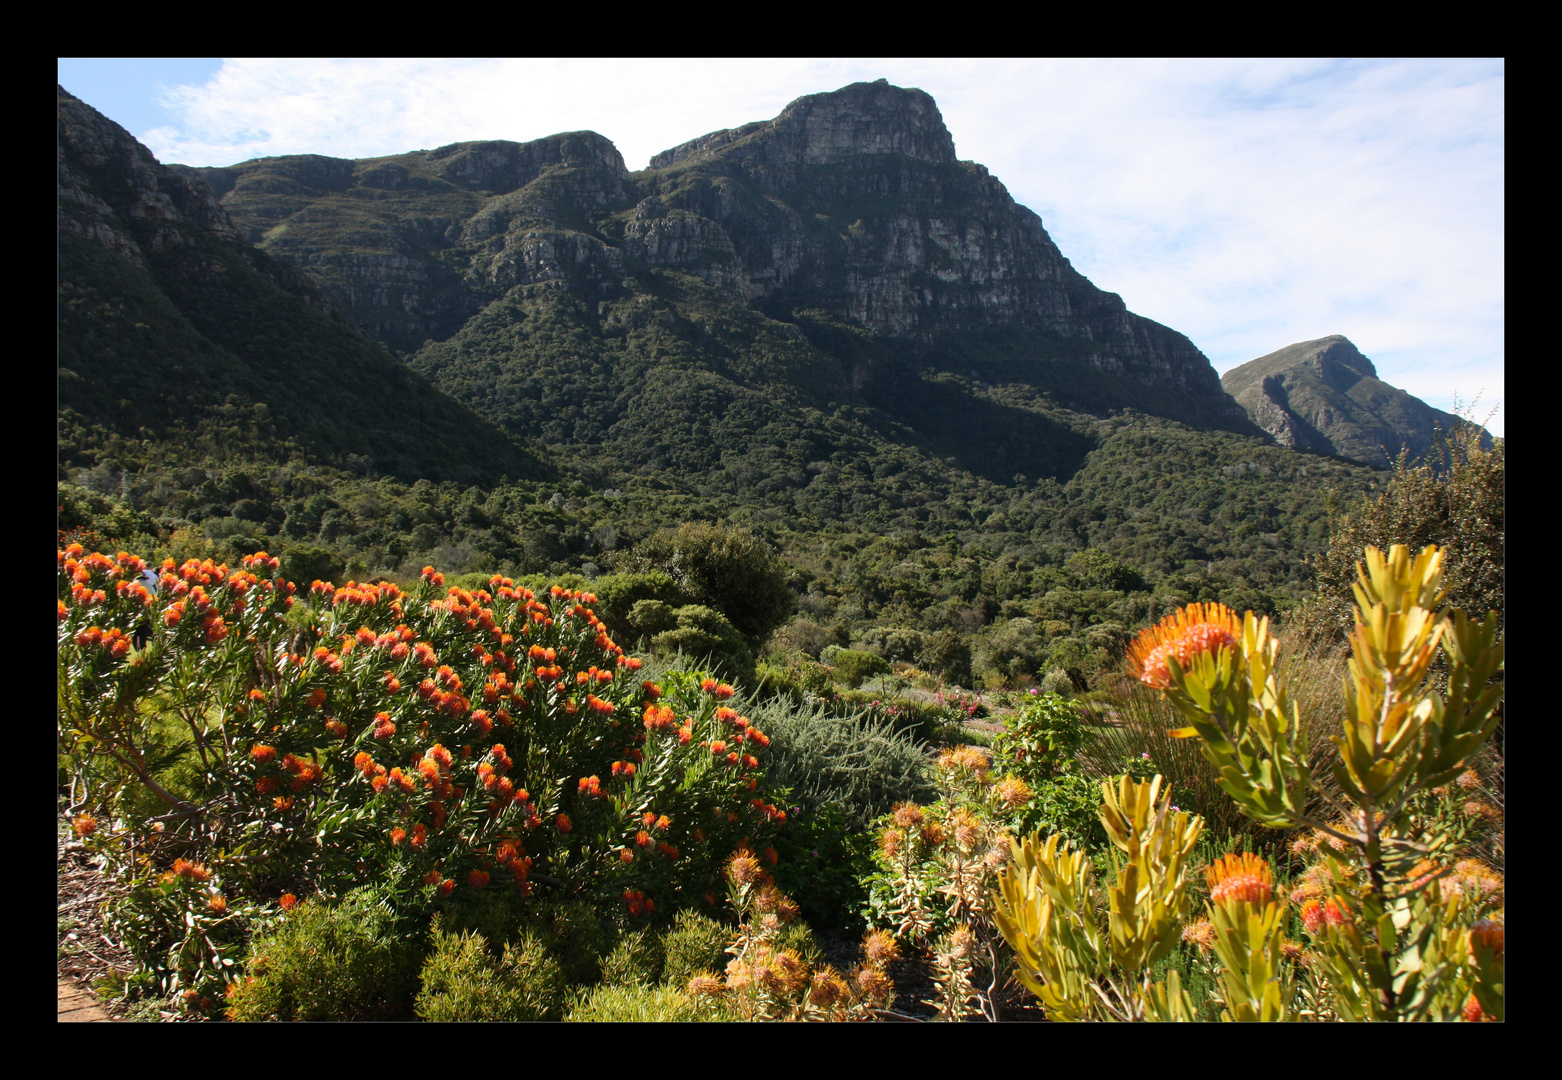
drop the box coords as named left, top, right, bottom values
left=650, top=604, right=755, bottom=685
left=770, top=800, right=877, bottom=929
left=659, top=909, right=732, bottom=989
left=415, top=921, right=565, bottom=1022
left=620, top=522, right=793, bottom=651
left=567, top=983, right=735, bottom=1021
left=598, top=927, right=665, bottom=987
left=830, top=648, right=889, bottom=687
left=748, top=698, right=934, bottom=830
left=225, top=888, right=424, bottom=1021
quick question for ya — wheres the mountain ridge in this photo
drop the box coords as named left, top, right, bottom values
left=1221, top=335, right=1490, bottom=469
left=179, top=80, right=1256, bottom=442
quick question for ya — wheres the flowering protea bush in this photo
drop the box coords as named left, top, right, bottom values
left=58, top=545, right=781, bottom=1009
left=862, top=745, right=1041, bottom=1020
left=995, top=543, right=1503, bottom=1022
left=686, top=846, right=893, bottom=1021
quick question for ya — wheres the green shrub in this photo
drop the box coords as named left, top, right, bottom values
left=529, top=901, right=612, bottom=987
left=1039, top=668, right=1075, bottom=696
left=599, top=927, right=665, bottom=987
left=591, top=570, right=687, bottom=640
left=830, top=648, right=889, bottom=686
left=832, top=691, right=957, bottom=745
left=415, top=922, right=565, bottom=1022
left=1298, top=422, right=1502, bottom=646
left=659, top=909, right=732, bottom=989
left=566, top=982, right=735, bottom=1021
left=278, top=543, right=343, bottom=586
left=620, top=522, right=793, bottom=651
left=918, top=629, right=973, bottom=687
left=628, top=597, right=678, bottom=638
left=651, top=604, right=756, bottom=685
left=225, top=888, right=423, bottom=1021
left=771, top=799, right=877, bottom=930
left=750, top=698, right=934, bottom=830
left=854, top=626, right=926, bottom=664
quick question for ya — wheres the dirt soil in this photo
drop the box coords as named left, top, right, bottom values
left=56, top=810, right=170, bottom=1022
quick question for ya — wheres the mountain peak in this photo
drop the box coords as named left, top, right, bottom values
left=770, top=79, right=956, bottom=167
left=649, top=80, right=954, bottom=171
left=1222, top=335, right=1484, bottom=468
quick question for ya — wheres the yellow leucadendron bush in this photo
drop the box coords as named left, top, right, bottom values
left=995, top=775, right=1202, bottom=1022
left=996, top=544, right=1504, bottom=1022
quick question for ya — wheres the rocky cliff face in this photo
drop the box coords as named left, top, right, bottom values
left=192, top=80, right=1249, bottom=429
left=1221, top=335, right=1488, bottom=469
left=630, top=81, right=1239, bottom=419
left=58, top=85, right=241, bottom=266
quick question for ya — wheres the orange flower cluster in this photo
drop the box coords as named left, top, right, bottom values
left=1469, top=918, right=1504, bottom=957
left=1126, top=602, right=1244, bottom=689
left=281, top=754, right=324, bottom=792
left=937, top=745, right=990, bottom=780
left=623, top=889, right=653, bottom=916
left=643, top=703, right=676, bottom=732
left=1299, top=896, right=1350, bottom=934
left=495, top=839, right=523, bottom=866
left=71, top=625, right=133, bottom=658
left=418, top=745, right=456, bottom=801
left=166, top=858, right=210, bottom=883
left=700, top=678, right=736, bottom=699
left=1207, top=852, right=1274, bottom=907
left=994, top=776, right=1033, bottom=808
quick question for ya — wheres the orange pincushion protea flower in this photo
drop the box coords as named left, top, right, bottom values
left=1469, top=918, right=1504, bottom=957
left=1206, top=852, right=1274, bottom=907
left=1181, top=921, right=1218, bottom=951
left=1299, top=898, right=1325, bottom=935
left=1127, top=602, right=1244, bottom=689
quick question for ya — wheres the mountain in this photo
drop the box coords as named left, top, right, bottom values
left=174, top=80, right=1261, bottom=494
left=57, top=81, right=1382, bottom=627
left=57, top=85, right=549, bottom=486
left=1220, top=335, right=1489, bottom=470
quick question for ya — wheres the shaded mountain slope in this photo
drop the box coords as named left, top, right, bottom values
left=57, top=85, right=549, bottom=486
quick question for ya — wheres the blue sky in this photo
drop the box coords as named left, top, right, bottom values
left=58, top=58, right=1504, bottom=436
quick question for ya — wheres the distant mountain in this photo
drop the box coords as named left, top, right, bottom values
left=1221, top=335, right=1490, bottom=470
left=57, top=85, right=549, bottom=486
left=174, top=80, right=1262, bottom=493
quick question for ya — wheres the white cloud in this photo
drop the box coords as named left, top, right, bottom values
left=139, top=58, right=1504, bottom=436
